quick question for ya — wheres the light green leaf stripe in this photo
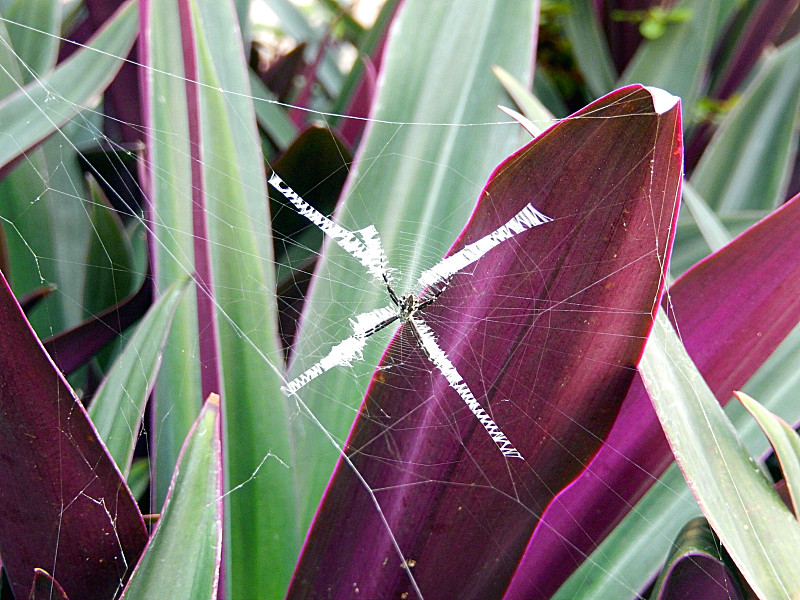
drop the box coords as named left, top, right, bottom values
left=736, top=391, right=800, bottom=519
left=88, top=277, right=189, bottom=477
left=492, top=65, right=554, bottom=134
left=555, top=321, right=800, bottom=599
left=143, top=0, right=202, bottom=511
left=0, top=0, right=138, bottom=169
left=640, top=311, right=800, bottom=599
left=3, top=0, right=62, bottom=79
left=189, top=0, right=298, bottom=597
left=288, top=0, right=537, bottom=529
left=120, top=396, right=222, bottom=600
left=690, top=35, right=800, bottom=214
left=681, top=180, right=732, bottom=253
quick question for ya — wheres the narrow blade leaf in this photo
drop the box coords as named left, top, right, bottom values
left=517, top=189, right=800, bottom=599
left=640, top=311, right=800, bottom=599
left=88, top=277, right=188, bottom=475
left=119, top=394, right=223, bottom=600
left=651, top=518, right=746, bottom=600
left=736, top=391, right=800, bottom=517
left=0, top=0, right=138, bottom=168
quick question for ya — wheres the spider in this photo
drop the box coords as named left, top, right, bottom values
left=269, top=171, right=552, bottom=459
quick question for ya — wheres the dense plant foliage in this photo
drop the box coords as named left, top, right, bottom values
left=0, top=1, right=799, bottom=599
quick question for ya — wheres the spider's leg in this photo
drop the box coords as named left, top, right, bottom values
left=417, top=202, right=552, bottom=291
left=416, top=276, right=450, bottom=310
left=282, top=305, right=398, bottom=395
left=408, top=316, right=523, bottom=460
left=269, top=172, right=389, bottom=283
left=383, top=273, right=401, bottom=307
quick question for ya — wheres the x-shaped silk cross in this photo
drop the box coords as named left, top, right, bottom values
left=269, top=172, right=552, bottom=459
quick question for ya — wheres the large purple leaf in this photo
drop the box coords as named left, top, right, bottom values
left=287, top=85, right=682, bottom=600
left=0, top=269, right=148, bottom=599
left=510, top=183, right=800, bottom=598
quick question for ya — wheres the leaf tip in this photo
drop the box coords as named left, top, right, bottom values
left=643, top=85, right=681, bottom=114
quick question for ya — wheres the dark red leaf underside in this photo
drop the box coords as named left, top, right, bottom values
left=287, top=85, right=682, bottom=600
left=0, top=270, right=148, bottom=600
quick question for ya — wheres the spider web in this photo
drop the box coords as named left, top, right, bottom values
left=0, top=5, right=775, bottom=600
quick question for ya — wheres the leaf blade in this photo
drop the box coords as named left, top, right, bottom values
left=289, top=85, right=682, bottom=600
left=0, top=0, right=138, bottom=169
left=0, top=268, right=147, bottom=600
left=640, top=311, right=800, bottom=600
left=119, top=395, right=223, bottom=600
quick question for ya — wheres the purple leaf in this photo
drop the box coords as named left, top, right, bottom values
left=18, top=284, right=57, bottom=315
left=252, top=42, right=307, bottom=102
left=711, top=0, right=798, bottom=100
left=652, top=518, right=747, bottom=600
left=287, top=85, right=682, bottom=600
left=657, top=555, right=746, bottom=600
left=0, top=269, right=148, bottom=600
left=28, top=569, right=70, bottom=600
left=510, top=184, right=800, bottom=599
left=83, top=0, right=143, bottom=144
left=43, top=276, right=152, bottom=375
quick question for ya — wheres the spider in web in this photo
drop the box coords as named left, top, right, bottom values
left=269, top=172, right=552, bottom=460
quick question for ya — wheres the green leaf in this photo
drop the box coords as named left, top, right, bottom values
left=556, top=321, right=800, bottom=598
left=736, top=391, right=800, bottom=518
left=329, top=0, right=402, bottom=118
left=680, top=180, right=732, bottom=253
left=83, top=175, right=137, bottom=318
left=690, top=35, right=800, bottom=213
left=558, top=0, right=616, bottom=96
left=88, top=277, right=188, bottom=476
left=492, top=64, right=554, bottom=133
left=0, top=16, right=100, bottom=335
left=187, top=1, right=299, bottom=597
left=670, top=211, right=762, bottom=276
left=533, top=66, right=568, bottom=117
left=119, top=395, right=222, bottom=600
left=640, top=311, right=800, bottom=599
left=649, top=517, right=744, bottom=600
left=0, top=0, right=138, bottom=169
left=127, top=458, right=150, bottom=502
left=3, top=0, right=61, bottom=79
left=248, top=70, right=299, bottom=150
left=620, top=0, right=740, bottom=121
left=287, top=0, right=537, bottom=530
left=261, top=0, right=343, bottom=93
left=141, top=0, right=203, bottom=508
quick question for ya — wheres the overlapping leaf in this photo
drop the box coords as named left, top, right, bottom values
left=641, top=312, right=800, bottom=599
left=0, top=268, right=147, bottom=600
left=516, top=189, right=800, bottom=599
left=288, top=85, right=682, bottom=600
left=119, top=395, right=222, bottom=600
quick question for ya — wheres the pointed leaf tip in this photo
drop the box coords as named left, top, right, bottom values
left=644, top=85, right=681, bottom=113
